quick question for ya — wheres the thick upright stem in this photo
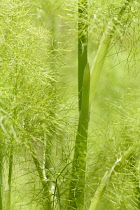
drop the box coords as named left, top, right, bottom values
left=89, top=0, right=132, bottom=105
left=68, top=1, right=89, bottom=209
left=0, top=142, right=3, bottom=210
left=89, top=27, right=112, bottom=106
left=68, top=65, right=90, bottom=210
left=78, top=0, right=88, bottom=111
left=68, top=0, right=132, bottom=209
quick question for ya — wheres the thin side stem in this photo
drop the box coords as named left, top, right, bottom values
left=29, top=142, right=53, bottom=210
left=89, top=141, right=140, bottom=210
left=89, top=27, right=112, bottom=106
left=89, top=0, right=133, bottom=105
left=68, top=0, right=133, bottom=209
left=6, top=62, right=19, bottom=210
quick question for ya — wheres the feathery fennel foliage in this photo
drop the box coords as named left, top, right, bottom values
left=0, top=1, right=63, bottom=209
left=0, top=0, right=140, bottom=210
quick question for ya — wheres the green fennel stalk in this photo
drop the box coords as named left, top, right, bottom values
left=68, top=0, right=89, bottom=209
left=68, top=64, right=90, bottom=209
left=68, top=0, right=133, bottom=209
left=78, top=0, right=88, bottom=112
left=89, top=140, right=140, bottom=210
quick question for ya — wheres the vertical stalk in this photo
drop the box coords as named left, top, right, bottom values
left=68, top=0, right=132, bottom=209
left=68, top=64, right=90, bottom=210
left=78, top=0, right=88, bottom=111
left=43, top=14, right=59, bottom=210
left=68, top=1, right=89, bottom=209
left=7, top=127, right=17, bottom=210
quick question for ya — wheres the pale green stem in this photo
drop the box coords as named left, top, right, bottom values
left=89, top=141, right=140, bottom=210
left=88, top=171, right=109, bottom=210
left=29, top=141, right=53, bottom=210
left=89, top=24, right=112, bottom=106
left=89, top=1, right=135, bottom=209
left=45, top=14, right=60, bottom=209
left=89, top=0, right=132, bottom=105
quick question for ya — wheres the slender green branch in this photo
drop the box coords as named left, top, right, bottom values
left=7, top=125, right=18, bottom=210
left=29, top=141, right=53, bottom=210
left=68, top=1, right=89, bottom=209
left=89, top=0, right=133, bottom=105
left=88, top=171, right=109, bottom=210
left=89, top=140, right=140, bottom=210
left=89, top=26, right=112, bottom=106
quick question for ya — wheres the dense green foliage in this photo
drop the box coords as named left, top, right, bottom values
left=0, top=0, right=140, bottom=210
